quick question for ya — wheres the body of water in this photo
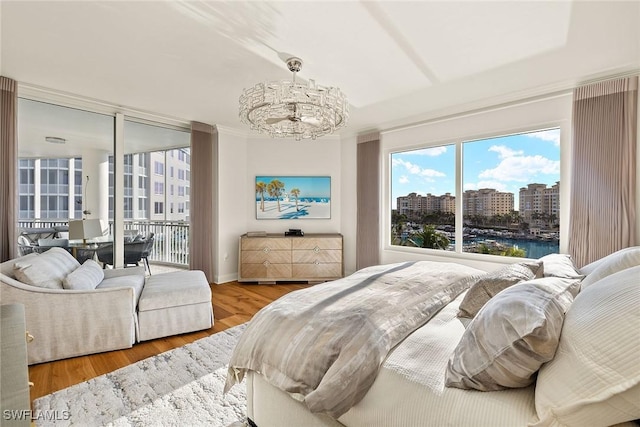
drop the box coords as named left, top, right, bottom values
left=464, top=237, right=559, bottom=259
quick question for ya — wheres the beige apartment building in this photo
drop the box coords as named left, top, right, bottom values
left=519, top=182, right=560, bottom=226
left=463, top=188, right=514, bottom=217
left=396, top=192, right=455, bottom=218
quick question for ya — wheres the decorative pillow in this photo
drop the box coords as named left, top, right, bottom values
left=13, top=247, right=80, bottom=289
left=538, top=253, right=584, bottom=279
left=62, top=259, right=104, bottom=290
left=579, top=246, right=640, bottom=290
left=533, top=266, right=640, bottom=427
left=457, top=261, right=543, bottom=319
left=446, top=276, right=581, bottom=391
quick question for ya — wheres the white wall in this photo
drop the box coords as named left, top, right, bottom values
left=215, top=130, right=343, bottom=283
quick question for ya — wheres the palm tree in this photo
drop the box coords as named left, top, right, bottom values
left=290, top=188, right=300, bottom=211
left=267, top=179, right=285, bottom=212
left=409, top=225, right=450, bottom=250
left=255, top=181, right=267, bottom=212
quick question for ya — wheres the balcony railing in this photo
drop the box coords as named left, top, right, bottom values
left=17, top=219, right=190, bottom=267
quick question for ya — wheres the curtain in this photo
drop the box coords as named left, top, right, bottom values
left=189, top=122, right=218, bottom=282
left=568, top=76, right=638, bottom=267
left=1, top=76, right=18, bottom=262
left=356, top=132, right=381, bottom=270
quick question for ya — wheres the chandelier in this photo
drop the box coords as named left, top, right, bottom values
left=239, top=56, right=349, bottom=140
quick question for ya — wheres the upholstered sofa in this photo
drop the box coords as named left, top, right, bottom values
left=0, top=247, right=213, bottom=365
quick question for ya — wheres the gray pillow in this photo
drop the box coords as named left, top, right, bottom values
left=457, top=261, right=543, bottom=319
left=62, top=259, right=105, bottom=290
left=446, top=276, right=581, bottom=391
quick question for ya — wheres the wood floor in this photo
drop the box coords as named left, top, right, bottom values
left=28, top=281, right=310, bottom=402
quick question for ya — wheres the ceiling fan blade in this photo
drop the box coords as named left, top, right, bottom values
left=300, top=116, right=322, bottom=127
left=265, top=116, right=291, bottom=125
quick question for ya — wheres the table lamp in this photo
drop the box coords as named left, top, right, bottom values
left=69, top=219, right=103, bottom=245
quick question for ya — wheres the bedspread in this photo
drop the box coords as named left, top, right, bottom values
left=224, top=260, right=484, bottom=418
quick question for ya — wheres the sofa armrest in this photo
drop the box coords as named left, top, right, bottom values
left=103, top=266, right=145, bottom=279
left=1, top=274, right=137, bottom=364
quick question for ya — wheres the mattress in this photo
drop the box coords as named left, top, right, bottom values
left=247, top=291, right=538, bottom=427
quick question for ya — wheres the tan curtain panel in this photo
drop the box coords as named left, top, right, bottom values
left=568, top=76, right=638, bottom=267
left=0, top=76, right=18, bottom=262
left=189, top=122, right=218, bottom=282
left=356, top=132, right=381, bottom=270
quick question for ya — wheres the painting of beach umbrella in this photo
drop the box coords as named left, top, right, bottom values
left=255, top=176, right=331, bottom=219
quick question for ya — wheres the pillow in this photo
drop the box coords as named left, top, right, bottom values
left=538, top=253, right=583, bottom=279
left=579, top=246, right=640, bottom=290
left=457, top=261, right=544, bottom=319
left=533, top=266, right=640, bottom=427
left=62, top=259, right=104, bottom=290
left=13, top=247, right=80, bottom=289
left=446, top=276, right=581, bottom=391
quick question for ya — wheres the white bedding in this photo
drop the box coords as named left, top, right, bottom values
left=248, top=290, right=538, bottom=427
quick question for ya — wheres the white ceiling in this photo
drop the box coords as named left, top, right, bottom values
left=1, top=0, right=639, bottom=155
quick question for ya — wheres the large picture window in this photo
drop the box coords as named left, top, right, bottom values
left=391, top=128, right=560, bottom=258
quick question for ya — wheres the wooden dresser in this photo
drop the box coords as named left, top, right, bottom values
left=238, top=233, right=343, bottom=284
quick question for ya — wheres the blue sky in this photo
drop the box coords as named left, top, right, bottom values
left=256, top=176, right=331, bottom=199
left=391, top=129, right=560, bottom=209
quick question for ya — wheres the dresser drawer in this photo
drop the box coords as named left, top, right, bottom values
left=241, top=263, right=292, bottom=279
left=292, top=237, right=342, bottom=250
left=292, top=263, right=342, bottom=279
left=242, top=237, right=291, bottom=251
left=242, top=250, right=291, bottom=264
left=292, top=249, right=342, bottom=264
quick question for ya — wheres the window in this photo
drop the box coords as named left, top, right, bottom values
left=154, top=181, right=164, bottom=195
left=178, top=169, right=185, bottom=180
left=154, top=202, right=164, bottom=214
left=391, top=128, right=561, bottom=258
left=154, top=161, right=164, bottom=175
left=178, top=186, right=185, bottom=197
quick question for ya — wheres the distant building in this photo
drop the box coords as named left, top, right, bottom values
left=396, top=192, right=455, bottom=218
left=463, top=188, right=514, bottom=217
left=519, top=182, right=560, bottom=226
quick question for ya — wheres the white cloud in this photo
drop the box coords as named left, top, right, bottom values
left=393, top=158, right=446, bottom=178
left=524, top=129, right=560, bottom=146
left=398, top=175, right=409, bottom=184
left=464, top=181, right=510, bottom=192
left=489, top=145, right=523, bottom=159
left=479, top=155, right=559, bottom=182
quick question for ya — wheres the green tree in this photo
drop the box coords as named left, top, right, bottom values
left=290, top=188, right=300, bottom=211
left=410, top=225, right=450, bottom=250
left=255, top=181, right=267, bottom=212
left=267, top=179, right=285, bottom=212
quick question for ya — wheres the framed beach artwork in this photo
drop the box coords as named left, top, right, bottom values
left=255, top=176, right=331, bottom=220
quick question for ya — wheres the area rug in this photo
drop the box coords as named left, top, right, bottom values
left=33, top=324, right=247, bottom=427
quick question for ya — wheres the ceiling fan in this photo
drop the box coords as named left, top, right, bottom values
left=265, top=102, right=322, bottom=127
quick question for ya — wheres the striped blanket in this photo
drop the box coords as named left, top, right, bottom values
left=224, top=261, right=483, bottom=418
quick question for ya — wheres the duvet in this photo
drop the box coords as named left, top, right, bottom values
left=224, top=260, right=484, bottom=418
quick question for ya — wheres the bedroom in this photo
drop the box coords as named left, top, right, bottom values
left=1, top=1, right=639, bottom=426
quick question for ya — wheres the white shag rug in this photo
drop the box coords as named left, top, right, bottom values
left=33, top=324, right=247, bottom=427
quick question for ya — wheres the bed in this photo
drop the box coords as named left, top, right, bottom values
left=226, top=248, right=640, bottom=427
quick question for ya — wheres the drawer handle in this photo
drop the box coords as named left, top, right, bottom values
left=26, top=332, right=34, bottom=343
left=263, top=260, right=270, bottom=267
left=313, top=246, right=321, bottom=253
left=29, top=381, right=35, bottom=388
left=314, top=260, right=320, bottom=265
left=262, top=247, right=270, bottom=253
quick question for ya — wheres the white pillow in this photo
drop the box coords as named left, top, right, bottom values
left=580, top=246, right=640, bottom=290
left=533, top=266, right=640, bottom=427
left=13, top=247, right=80, bottom=289
left=446, top=276, right=581, bottom=391
left=62, top=259, right=104, bottom=290
left=538, top=253, right=584, bottom=279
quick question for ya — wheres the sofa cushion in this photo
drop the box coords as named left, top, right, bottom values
left=62, top=259, right=104, bottom=290
left=538, top=253, right=584, bottom=279
left=13, top=247, right=80, bottom=289
left=457, top=261, right=543, bottom=319
left=97, top=274, right=145, bottom=304
left=579, top=246, right=640, bottom=290
left=446, top=276, right=581, bottom=391
left=532, top=266, right=640, bottom=427
left=139, top=270, right=210, bottom=311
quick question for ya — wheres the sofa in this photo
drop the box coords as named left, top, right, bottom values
left=0, top=247, right=213, bottom=365
left=227, top=247, right=640, bottom=427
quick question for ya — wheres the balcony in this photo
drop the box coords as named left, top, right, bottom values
left=17, top=219, right=190, bottom=268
